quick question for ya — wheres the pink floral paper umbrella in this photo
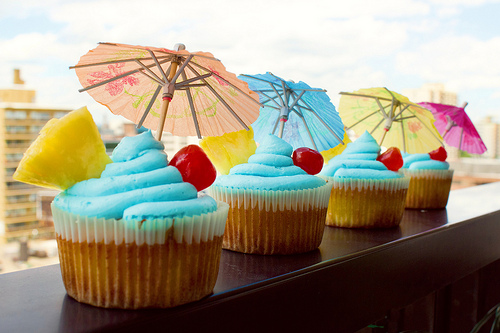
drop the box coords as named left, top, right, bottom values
left=71, top=42, right=261, bottom=140
left=418, top=102, right=487, bottom=155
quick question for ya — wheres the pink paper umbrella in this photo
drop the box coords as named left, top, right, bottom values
left=418, top=102, right=487, bottom=155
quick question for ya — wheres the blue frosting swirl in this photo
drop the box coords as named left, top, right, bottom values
left=320, top=131, right=403, bottom=179
left=402, top=153, right=450, bottom=170
left=212, top=134, right=325, bottom=191
left=53, top=130, right=217, bottom=220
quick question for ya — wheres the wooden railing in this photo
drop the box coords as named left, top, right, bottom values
left=0, top=182, right=499, bottom=333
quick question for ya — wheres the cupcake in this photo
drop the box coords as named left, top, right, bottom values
left=52, top=130, right=228, bottom=309
left=319, top=131, right=410, bottom=228
left=209, top=134, right=332, bottom=255
left=401, top=147, right=453, bottom=209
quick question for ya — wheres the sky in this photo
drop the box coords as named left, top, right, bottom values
left=1, top=0, right=499, bottom=125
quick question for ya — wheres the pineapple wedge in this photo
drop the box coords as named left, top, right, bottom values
left=13, top=106, right=112, bottom=190
left=200, top=127, right=257, bottom=175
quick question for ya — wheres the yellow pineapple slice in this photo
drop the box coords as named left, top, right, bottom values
left=200, top=127, right=257, bottom=175
left=13, top=106, right=112, bottom=190
left=320, top=131, right=352, bottom=163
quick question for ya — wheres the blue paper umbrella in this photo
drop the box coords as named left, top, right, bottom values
left=239, top=72, right=344, bottom=151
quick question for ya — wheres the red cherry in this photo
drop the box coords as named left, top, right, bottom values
left=292, top=147, right=324, bottom=175
left=429, top=146, right=447, bottom=161
left=377, top=147, right=403, bottom=171
left=169, top=145, right=217, bottom=191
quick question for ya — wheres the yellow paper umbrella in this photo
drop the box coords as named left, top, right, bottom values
left=338, top=87, right=443, bottom=153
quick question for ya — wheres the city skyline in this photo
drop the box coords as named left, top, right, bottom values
left=1, top=0, right=499, bottom=126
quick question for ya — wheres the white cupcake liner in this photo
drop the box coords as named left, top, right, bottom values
left=208, top=182, right=332, bottom=254
left=319, top=175, right=410, bottom=192
left=402, top=169, right=454, bottom=209
left=402, top=168, right=454, bottom=180
left=320, top=176, right=410, bottom=228
left=208, top=182, right=333, bottom=212
left=51, top=201, right=229, bottom=245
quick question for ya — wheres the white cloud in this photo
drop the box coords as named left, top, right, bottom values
left=395, top=35, right=500, bottom=91
left=1, top=0, right=499, bottom=124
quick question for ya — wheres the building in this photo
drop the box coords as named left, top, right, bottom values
left=161, top=133, right=199, bottom=160
left=475, top=116, right=499, bottom=159
left=0, top=70, right=71, bottom=242
left=402, top=83, right=458, bottom=106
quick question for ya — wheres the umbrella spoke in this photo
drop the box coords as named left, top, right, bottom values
left=271, top=116, right=280, bottom=136
left=272, top=85, right=343, bottom=144
left=269, top=82, right=285, bottom=107
left=370, top=118, right=385, bottom=137
left=134, top=59, right=164, bottom=85
left=249, top=88, right=324, bottom=93
left=413, top=113, right=444, bottom=146
left=394, top=115, right=416, bottom=121
left=374, top=97, right=390, bottom=119
left=186, top=64, right=249, bottom=130
left=170, top=54, right=194, bottom=84
left=176, top=84, right=208, bottom=89
left=188, top=62, right=262, bottom=107
left=288, top=90, right=306, bottom=112
left=70, top=55, right=173, bottom=69
left=345, top=110, right=380, bottom=130
left=78, top=58, right=172, bottom=92
left=392, top=103, right=410, bottom=120
left=288, top=90, right=318, bottom=113
left=298, top=105, right=343, bottom=144
left=399, top=111, right=407, bottom=152
left=459, top=128, right=464, bottom=151
left=239, top=74, right=282, bottom=90
left=294, top=112, right=318, bottom=151
left=136, top=84, right=162, bottom=128
left=269, top=72, right=287, bottom=84
left=98, top=42, right=201, bottom=58
left=259, top=91, right=281, bottom=110
left=181, top=71, right=202, bottom=139
left=148, top=50, right=170, bottom=83
left=340, top=91, right=396, bottom=103
left=175, top=73, right=212, bottom=88
left=281, top=81, right=288, bottom=107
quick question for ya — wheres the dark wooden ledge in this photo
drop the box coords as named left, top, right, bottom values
left=1, top=182, right=499, bottom=332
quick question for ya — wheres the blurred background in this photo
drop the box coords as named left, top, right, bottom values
left=1, top=0, right=499, bottom=273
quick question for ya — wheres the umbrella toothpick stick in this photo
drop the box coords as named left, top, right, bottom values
left=156, top=62, right=178, bottom=141
left=156, top=45, right=186, bottom=141
left=278, top=106, right=289, bottom=138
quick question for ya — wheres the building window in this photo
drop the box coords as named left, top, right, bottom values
left=6, top=153, right=24, bottom=161
left=6, top=194, right=35, bottom=203
left=30, top=112, right=51, bottom=120
left=6, top=126, right=28, bottom=133
left=30, top=125, right=44, bottom=133
left=5, top=167, right=17, bottom=176
left=6, top=182, right=23, bottom=189
left=54, top=112, right=68, bottom=118
left=6, top=140, right=25, bottom=147
left=5, top=207, right=36, bottom=217
left=5, top=110, right=27, bottom=119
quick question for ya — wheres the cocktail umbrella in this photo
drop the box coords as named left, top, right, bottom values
left=418, top=102, right=487, bottom=155
left=71, top=42, right=261, bottom=140
left=239, top=72, right=344, bottom=151
left=338, top=87, right=443, bottom=153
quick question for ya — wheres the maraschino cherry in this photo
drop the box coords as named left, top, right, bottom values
left=376, top=147, right=404, bottom=171
left=429, top=146, right=447, bottom=161
left=169, top=145, right=217, bottom=191
left=292, top=147, right=324, bottom=175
